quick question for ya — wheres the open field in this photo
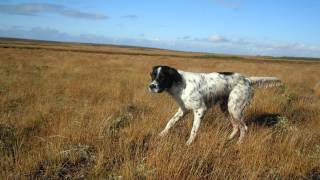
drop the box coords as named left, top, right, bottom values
left=0, top=39, right=320, bottom=179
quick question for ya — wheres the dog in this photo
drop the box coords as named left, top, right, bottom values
left=149, top=65, right=282, bottom=145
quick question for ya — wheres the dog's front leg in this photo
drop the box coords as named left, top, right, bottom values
left=186, top=108, right=206, bottom=145
left=159, top=108, right=187, bottom=137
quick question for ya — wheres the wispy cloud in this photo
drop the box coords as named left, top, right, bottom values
left=179, top=34, right=320, bottom=57
left=121, top=14, right=138, bottom=19
left=228, top=37, right=320, bottom=57
left=177, top=36, right=191, bottom=40
left=0, top=26, right=167, bottom=47
left=193, top=34, right=229, bottom=43
left=182, top=36, right=191, bottom=40
left=0, top=3, right=108, bottom=20
left=231, top=38, right=320, bottom=53
left=1, top=26, right=319, bottom=58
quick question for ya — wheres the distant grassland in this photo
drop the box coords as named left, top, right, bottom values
left=1, top=37, right=320, bottom=62
left=0, top=39, right=320, bottom=179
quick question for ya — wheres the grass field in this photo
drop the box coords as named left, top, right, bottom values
left=0, top=39, right=320, bottom=179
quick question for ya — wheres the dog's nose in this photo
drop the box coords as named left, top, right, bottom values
left=149, top=84, right=156, bottom=89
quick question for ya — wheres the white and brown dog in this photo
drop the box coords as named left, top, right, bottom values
left=149, top=65, right=281, bottom=145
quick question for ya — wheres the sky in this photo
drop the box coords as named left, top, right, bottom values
left=0, top=0, right=320, bottom=57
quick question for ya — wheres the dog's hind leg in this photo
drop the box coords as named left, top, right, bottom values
left=228, top=81, right=253, bottom=144
left=159, top=108, right=187, bottom=137
left=219, top=99, right=239, bottom=140
left=228, top=117, right=240, bottom=140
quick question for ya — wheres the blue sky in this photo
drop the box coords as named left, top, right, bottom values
left=0, top=0, right=320, bottom=57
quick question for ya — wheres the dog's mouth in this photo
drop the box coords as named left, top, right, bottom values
left=149, top=87, right=162, bottom=93
left=148, top=84, right=164, bottom=93
left=148, top=87, right=157, bottom=93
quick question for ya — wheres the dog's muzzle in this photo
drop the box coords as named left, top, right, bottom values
left=149, top=83, right=160, bottom=93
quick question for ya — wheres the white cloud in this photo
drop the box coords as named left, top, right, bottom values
left=208, top=35, right=229, bottom=42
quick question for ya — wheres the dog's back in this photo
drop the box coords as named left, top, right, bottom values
left=174, top=71, right=248, bottom=108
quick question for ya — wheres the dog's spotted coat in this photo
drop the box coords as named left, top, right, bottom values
left=149, top=65, right=281, bottom=145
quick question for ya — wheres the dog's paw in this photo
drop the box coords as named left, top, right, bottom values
left=236, top=138, right=244, bottom=145
left=158, top=130, right=168, bottom=137
left=186, top=139, right=193, bottom=146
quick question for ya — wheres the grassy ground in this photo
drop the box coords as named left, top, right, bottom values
left=0, top=39, right=320, bottom=179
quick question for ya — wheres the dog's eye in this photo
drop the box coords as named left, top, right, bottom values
left=158, top=74, right=164, bottom=80
left=150, top=72, right=157, bottom=79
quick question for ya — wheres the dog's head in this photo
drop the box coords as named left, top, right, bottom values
left=149, top=65, right=182, bottom=93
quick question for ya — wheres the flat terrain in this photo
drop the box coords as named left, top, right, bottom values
left=0, top=39, right=320, bottom=179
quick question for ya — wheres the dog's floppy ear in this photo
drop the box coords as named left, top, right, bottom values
left=152, top=65, right=159, bottom=71
left=150, top=65, right=160, bottom=77
left=167, top=67, right=182, bottom=83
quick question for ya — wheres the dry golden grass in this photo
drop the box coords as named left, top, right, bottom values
left=0, top=39, right=320, bottom=179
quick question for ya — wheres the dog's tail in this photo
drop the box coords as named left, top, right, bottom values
left=248, top=76, right=282, bottom=88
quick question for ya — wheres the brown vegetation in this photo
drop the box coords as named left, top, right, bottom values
left=0, top=39, right=319, bottom=179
